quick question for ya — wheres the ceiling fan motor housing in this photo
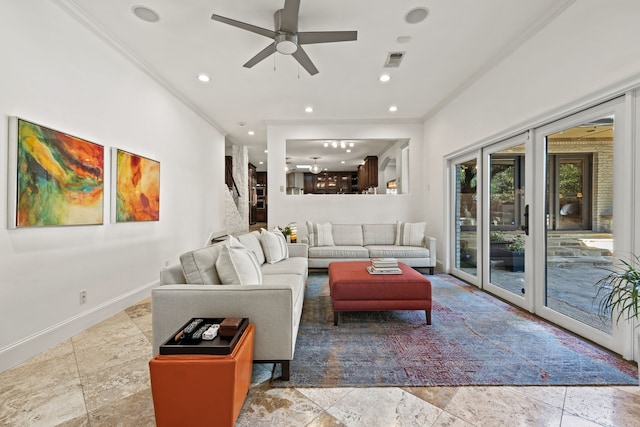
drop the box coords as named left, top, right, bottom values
left=275, top=33, right=298, bottom=54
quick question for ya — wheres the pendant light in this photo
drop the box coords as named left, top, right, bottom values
left=310, top=157, right=322, bottom=174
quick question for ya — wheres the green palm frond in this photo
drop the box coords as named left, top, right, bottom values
left=594, top=255, right=640, bottom=323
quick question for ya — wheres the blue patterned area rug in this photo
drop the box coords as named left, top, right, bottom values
left=272, top=273, right=638, bottom=387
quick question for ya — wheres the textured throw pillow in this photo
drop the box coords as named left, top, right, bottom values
left=395, top=221, right=426, bottom=246
left=260, top=228, right=289, bottom=264
left=179, top=242, right=226, bottom=285
left=215, top=244, right=263, bottom=285
left=307, top=222, right=335, bottom=247
left=227, top=235, right=245, bottom=248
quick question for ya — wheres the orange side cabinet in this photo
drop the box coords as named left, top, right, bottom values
left=149, top=324, right=255, bottom=427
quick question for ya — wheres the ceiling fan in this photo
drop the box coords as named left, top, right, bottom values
left=211, top=0, right=357, bottom=76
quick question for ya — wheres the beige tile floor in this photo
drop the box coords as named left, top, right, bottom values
left=1, top=297, right=639, bottom=427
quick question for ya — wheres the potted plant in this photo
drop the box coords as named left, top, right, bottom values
left=595, top=255, right=640, bottom=380
left=505, top=234, right=525, bottom=272
left=278, top=226, right=292, bottom=243
left=595, top=255, right=640, bottom=324
left=491, top=233, right=525, bottom=272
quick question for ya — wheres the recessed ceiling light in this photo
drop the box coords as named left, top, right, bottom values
left=305, top=106, right=314, bottom=113
left=405, top=7, right=429, bottom=24
left=341, top=161, right=346, bottom=164
left=132, top=6, right=160, bottom=23
left=389, top=105, right=398, bottom=112
left=197, top=73, right=210, bottom=82
left=346, top=149, right=352, bottom=153
left=349, top=142, right=354, bottom=147
left=264, top=150, right=268, bottom=153
left=379, top=74, right=391, bottom=82
left=248, top=130, right=255, bottom=135
left=323, top=142, right=329, bottom=147
left=259, top=161, right=264, bottom=165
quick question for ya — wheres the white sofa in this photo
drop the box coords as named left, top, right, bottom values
left=151, top=230, right=308, bottom=380
left=303, top=222, right=436, bottom=273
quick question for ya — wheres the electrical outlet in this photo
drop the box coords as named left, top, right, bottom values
left=80, top=290, right=87, bottom=305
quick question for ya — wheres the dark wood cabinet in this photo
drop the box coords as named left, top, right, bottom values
left=305, top=171, right=358, bottom=194
left=358, top=156, right=378, bottom=191
left=248, top=164, right=257, bottom=224
left=256, top=172, right=267, bottom=222
left=304, top=174, right=315, bottom=194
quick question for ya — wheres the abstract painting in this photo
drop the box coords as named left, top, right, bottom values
left=113, top=148, right=160, bottom=222
left=9, top=118, right=104, bottom=227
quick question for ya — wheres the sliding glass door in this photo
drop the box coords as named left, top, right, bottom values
left=482, top=134, right=531, bottom=308
left=447, top=97, right=629, bottom=356
left=451, top=155, right=480, bottom=283
left=534, top=98, right=627, bottom=352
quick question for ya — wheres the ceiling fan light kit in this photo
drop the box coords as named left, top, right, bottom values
left=211, top=0, right=357, bottom=76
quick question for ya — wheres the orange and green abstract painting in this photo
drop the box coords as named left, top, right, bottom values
left=115, top=149, right=160, bottom=222
left=16, top=119, right=104, bottom=227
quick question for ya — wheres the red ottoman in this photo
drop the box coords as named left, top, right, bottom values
left=328, top=261, right=432, bottom=325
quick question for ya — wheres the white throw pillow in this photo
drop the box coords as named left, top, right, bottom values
left=260, top=228, right=289, bottom=264
left=395, top=221, right=426, bottom=246
left=215, top=244, right=263, bottom=285
left=227, top=235, right=245, bottom=248
left=179, top=242, right=226, bottom=285
left=307, top=222, right=335, bottom=247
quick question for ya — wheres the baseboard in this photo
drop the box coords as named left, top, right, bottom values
left=0, top=281, right=158, bottom=374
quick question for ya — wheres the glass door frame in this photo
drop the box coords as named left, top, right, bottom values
left=448, top=152, right=482, bottom=287
left=532, top=97, right=629, bottom=356
left=481, top=132, right=534, bottom=312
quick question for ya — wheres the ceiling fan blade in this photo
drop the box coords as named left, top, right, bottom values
left=243, top=43, right=276, bottom=68
left=211, top=14, right=277, bottom=39
left=280, top=0, right=300, bottom=33
left=292, top=46, right=318, bottom=76
left=298, top=31, right=358, bottom=45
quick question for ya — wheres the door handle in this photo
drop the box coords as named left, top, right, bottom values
left=520, top=204, right=529, bottom=235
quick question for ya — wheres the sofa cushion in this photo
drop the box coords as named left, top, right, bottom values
left=367, top=245, right=430, bottom=259
left=308, top=245, right=370, bottom=259
left=363, top=224, right=396, bottom=246
left=236, top=231, right=266, bottom=265
left=306, top=221, right=335, bottom=247
left=260, top=228, right=289, bottom=264
left=215, top=245, right=263, bottom=285
left=332, top=224, right=364, bottom=246
left=179, top=242, right=226, bottom=285
left=396, top=221, right=426, bottom=246
left=261, top=256, right=308, bottom=276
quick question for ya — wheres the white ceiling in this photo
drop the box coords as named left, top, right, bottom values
left=59, top=0, right=574, bottom=170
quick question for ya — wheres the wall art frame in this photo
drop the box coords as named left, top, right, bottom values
left=111, top=148, right=160, bottom=223
left=7, top=117, right=105, bottom=228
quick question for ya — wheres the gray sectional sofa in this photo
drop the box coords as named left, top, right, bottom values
left=151, top=230, right=308, bottom=380
left=304, top=222, right=436, bottom=273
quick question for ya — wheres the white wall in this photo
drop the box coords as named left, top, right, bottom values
left=422, top=0, right=640, bottom=268
left=0, top=0, right=225, bottom=372
left=267, top=122, right=424, bottom=234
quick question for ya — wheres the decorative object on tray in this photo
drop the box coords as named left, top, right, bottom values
left=368, top=257, right=402, bottom=274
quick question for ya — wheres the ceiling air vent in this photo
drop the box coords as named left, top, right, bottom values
left=384, top=51, right=405, bottom=68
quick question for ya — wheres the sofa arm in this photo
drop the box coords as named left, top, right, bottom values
left=426, top=236, right=436, bottom=268
left=287, top=243, right=308, bottom=258
left=151, top=284, right=298, bottom=361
